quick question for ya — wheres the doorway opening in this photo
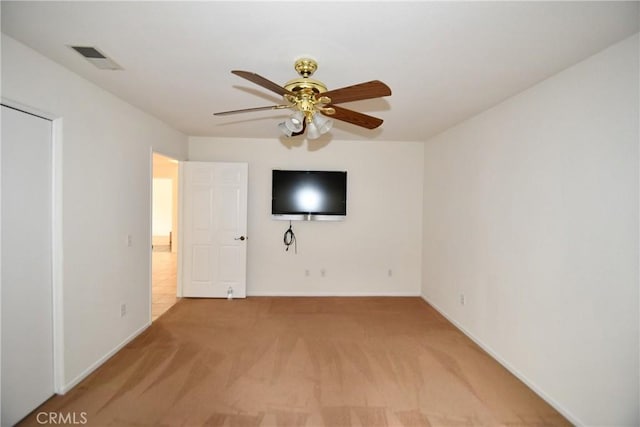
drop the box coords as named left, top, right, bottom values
left=152, top=152, right=179, bottom=320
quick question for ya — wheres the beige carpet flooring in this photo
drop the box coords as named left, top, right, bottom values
left=19, top=297, right=570, bottom=426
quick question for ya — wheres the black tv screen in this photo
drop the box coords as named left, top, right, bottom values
left=272, top=170, right=347, bottom=221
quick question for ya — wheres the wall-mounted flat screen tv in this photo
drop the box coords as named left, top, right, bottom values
left=272, top=170, right=347, bottom=221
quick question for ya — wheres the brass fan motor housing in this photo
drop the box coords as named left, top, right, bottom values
left=284, top=58, right=327, bottom=94
left=283, top=77, right=328, bottom=94
left=283, top=59, right=332, bottom=120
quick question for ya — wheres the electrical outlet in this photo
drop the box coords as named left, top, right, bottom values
left=388, top=269, right=393, bottom=277
left=305, top=269, right=310, bottom=277
left=126, top=234, right=132, bottom=247
left=120, top=303, right=127, bottom=317
left=459, top=294, right=465, bottom=306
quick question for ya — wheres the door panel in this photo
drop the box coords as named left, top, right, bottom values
left=219, top=246, right=241, bottom=281
left=191, top=246, right=212, bottom=282
left=1, top=105, right=54, bottom=426
left=182, top=162, right=247, bottom=298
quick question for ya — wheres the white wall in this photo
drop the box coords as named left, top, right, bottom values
left=422, top=34, right=639, bottom=426
left=1, top=34, right=188, bottom=390
left=189, top=137, right=424, bottom=296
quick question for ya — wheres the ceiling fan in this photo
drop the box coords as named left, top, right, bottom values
left=213, top=58, right=392, bottom=139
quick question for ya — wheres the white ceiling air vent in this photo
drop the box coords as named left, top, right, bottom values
left=69, top=46, right=122, bottom=70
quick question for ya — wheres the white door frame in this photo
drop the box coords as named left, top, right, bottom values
left=1, top=99, right=65, bottom=394
left=177, top=161, right=184, bottom=297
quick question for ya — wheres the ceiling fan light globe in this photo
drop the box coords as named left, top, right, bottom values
left=323, top=119, right=334, bottom=134
left=284, top=121, right=302, bottom=133
left=278, top=122, right=293, bottom=137
left=285, top=111, right=304, bottom=132
left=313, top=113, right=333, bottom=134
left=307, top=122, right=321, bottom=140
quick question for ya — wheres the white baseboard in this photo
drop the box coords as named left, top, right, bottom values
left=420, top=295, right=581, bottom=426
left=59, top=321, right=151, bottom=394
left=248, top=291, right=421, bottom=297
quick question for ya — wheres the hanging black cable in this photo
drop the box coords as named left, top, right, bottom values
left=283, top=221, right=297, bottom=254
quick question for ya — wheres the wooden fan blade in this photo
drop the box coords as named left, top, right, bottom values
left=327, top=105, right=384, bottom=129
left=232, top=70, right=293, bottom=97
left=322, top=80, right=391, bottom=104
left=213, top=105, right=290, bottom=116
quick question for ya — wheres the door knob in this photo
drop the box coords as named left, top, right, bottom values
left=234, top=236, right=246, bottom=241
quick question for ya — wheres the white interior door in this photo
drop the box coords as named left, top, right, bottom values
left=1, top=105, right=54, bottom=425
left=182, top=162, right=248, bottom=298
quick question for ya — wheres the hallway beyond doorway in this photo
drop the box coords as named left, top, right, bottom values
left=152, top=249, right=178, bottom=320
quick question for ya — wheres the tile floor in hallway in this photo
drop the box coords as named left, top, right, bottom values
left=152, top=249, right=178, bottom=321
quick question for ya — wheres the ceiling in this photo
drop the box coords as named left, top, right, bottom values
left=2, top=1, right=638, bottom=142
